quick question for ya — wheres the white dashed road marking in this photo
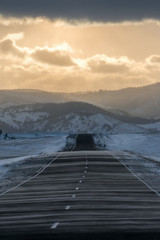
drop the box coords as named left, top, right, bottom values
left=0, top=153, right=62, bottom=196
left=65, top=205, right=71, bottom=210
left=51, top=222, right=60, bottom=229
left=51, top=152, right=88, bottom=230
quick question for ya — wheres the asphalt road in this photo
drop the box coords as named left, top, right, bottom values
left=1, top=134, right=160, bottom=239
left=74, top=134, right=96, bottom=151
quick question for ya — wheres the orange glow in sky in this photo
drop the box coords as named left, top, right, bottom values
left=0, top=16, right=160, bottom=92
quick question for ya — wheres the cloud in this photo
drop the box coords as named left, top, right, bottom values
left=32, top=48, right=75, bottom=66
left=0, top=15, right=44, bottom=26
left=0, top=16, right=159, bottom=92
left=5, top=32, right=24, bottom=41
left=147, top=55, right=160, bottom=64
left=1, top=0, right=160, bottom=22
left=145, top=55, right=160, bottom=72
left=0, top=38, right=24, bottom=58
left=87, top=55, right=131, bottom=74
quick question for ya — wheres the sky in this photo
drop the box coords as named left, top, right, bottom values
left=0, top=0, right=160, bottom=92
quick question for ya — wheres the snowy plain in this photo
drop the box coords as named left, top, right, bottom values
left=106, top=133, right=160, bottom=158
left=0, top=132, right=67, bottom=160
left=0, top=133, right=68, bottom=193
left=94, top=133, right=160, bottom=195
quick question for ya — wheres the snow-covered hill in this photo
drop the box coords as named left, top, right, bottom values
left=0, top=102, right=151, bottom=134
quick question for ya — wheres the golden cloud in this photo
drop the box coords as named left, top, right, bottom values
left=32, top=48, right=75, bottom=66
left=0, top=38, right=25, bottom=58
left=0, top=16, right=159, bottom=91
left=87, top=55, right=131, bottom=74
left=147, top=55, right=160, bottom=64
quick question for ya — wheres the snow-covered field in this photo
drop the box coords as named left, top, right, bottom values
left=107, top=133, right=160, bottom=158
left=0, top=132, right=67, bottom=160
left=0, top=133, right=68, bottom=193
left=94, top=133, right=160, bottom=195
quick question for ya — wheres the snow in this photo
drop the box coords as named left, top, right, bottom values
left=0, top=133, right=67, bottom=179
left=13, top=112, right=48, bottom=122
left=62, top=113, right=144, bottom=134
left=0, top=155, right=37, bottom=178
left=139, top=121, right=160, bottom=132
left=0, top=112, right=19, bottom=128
left=91, top=113, right=117, bottom=126
left=106, top=133, right=160, bottom=159
left=0, top=110, right=48, bottom=129
left=58, top=113, right=117, bottom=133
left=94, top=133, right=160, bottom=194
left=0, top=105, right=146, bottom=133
left=111, top=122, right=145, bottom=134
left=2, top=130, right=160, bottom=196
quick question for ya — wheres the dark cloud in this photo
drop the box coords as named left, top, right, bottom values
left=0, top=0, right=160, bottom=21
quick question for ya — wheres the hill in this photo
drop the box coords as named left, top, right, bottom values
left=1, top=83, right=160, bottom=118
left=0, top=102, right=151, bottom=134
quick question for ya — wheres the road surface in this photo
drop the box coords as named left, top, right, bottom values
left=0, top=134, right=160, bottom=239
left=74, top=134, right=96, bottom=151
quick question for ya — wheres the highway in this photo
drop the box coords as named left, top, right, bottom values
left=0, top=134, right=160, bottom=239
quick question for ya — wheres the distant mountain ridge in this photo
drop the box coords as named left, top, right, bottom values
left=0, top=102, right=152, bottom=134
left=0, top=89, right=68, bottom=108
left=1, top=82, right=160, bottom=118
